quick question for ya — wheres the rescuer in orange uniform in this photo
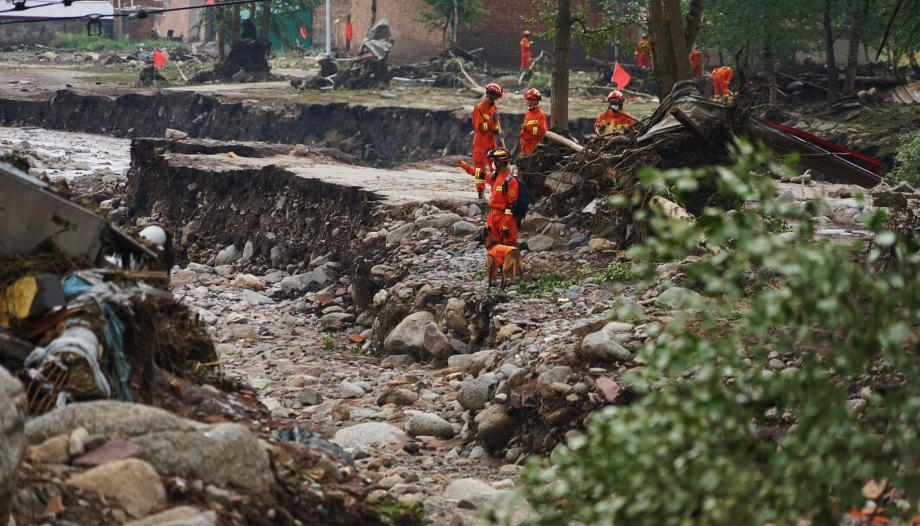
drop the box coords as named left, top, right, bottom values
left=470, top=82, right=504, bottom=199
left=689, top=46, right=709, bottom=79
left=485, top=148, right=519, bottom=245
left=594, top=90, right=637, bottom=135
left=712, top=66, right=733, bottom=99
left=520, top=30, right=533, bottom=71
left=519, top=88, right=547, bottom=157
left=635, top=37, right=652, bottom=69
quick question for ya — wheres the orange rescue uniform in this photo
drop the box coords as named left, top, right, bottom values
left=594, top=108, right=636, bottom=135
left=689, top=48, right=706, bottom=79
left=486, top=168, right=519, bottom=245
left=635, top=38, right=652, bottom=69
left=520, top=37, right=532, bottom=71
left=471, top=100, right=500, bottom=192
left=519, top=106, right=547, bottom=156
left=713, top=66, right=733, bottom=98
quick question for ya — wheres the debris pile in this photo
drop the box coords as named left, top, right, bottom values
left=390, top=47, right=486, bottom=89
left=294, top=19, right=395, bottom=90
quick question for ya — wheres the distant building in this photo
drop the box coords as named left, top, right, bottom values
left=0, top=0, right=114, bottom=45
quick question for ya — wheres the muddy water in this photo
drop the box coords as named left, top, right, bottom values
left=0, top=126, right=130, bottom=181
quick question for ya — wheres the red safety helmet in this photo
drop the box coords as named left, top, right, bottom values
left=487, top=148, right=511, bottom=163
left=523, top=30, right=531, bottom=37
left=524, top=88, right=542, bottom=101
left=485, top=82, right=504, bottom=99
left=607, top=89, right=625, bottom=105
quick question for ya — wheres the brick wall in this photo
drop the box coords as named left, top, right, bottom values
left=154, top=0, right=206, bottom=41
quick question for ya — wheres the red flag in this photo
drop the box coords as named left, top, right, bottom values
left=153, top=48, right=167, bottom=69
left=299, top=26, right=308, bottom=39
left=612, top=62, right=631, bottom=89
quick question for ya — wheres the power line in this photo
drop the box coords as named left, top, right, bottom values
left=0, top=0, right=268, bottom=25
left=0, top=1, right=68, bottom=15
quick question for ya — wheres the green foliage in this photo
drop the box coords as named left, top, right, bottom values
left=369, top=494, right=425, bottom=524
left=420, top=0, right=483, bottom=36
left=886, top=129, right=920, bottom=188
left=526, top=0, right=644, bottom=56
left=52, top=33, right=179, bottom=51
left=597, top=261, right=636, bottom=282
left=515, top=141, right=920, bottom=526
left=518, top=268, right=590, bottom=297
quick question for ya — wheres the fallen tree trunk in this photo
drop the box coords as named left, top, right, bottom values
left=545, top=130, right=584, bottom=152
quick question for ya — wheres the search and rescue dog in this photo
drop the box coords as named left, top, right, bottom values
left=479, top=228, right=523, bottom=289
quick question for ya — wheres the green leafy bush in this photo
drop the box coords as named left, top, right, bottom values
left=887, top=129, right=920, bottom=188
left=514, top=141, right=920, bottom=526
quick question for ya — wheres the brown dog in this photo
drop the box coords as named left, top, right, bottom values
left=480, top=228, right=523, bottom=288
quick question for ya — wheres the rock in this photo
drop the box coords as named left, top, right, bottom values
left=588, top=238, right=617, bottom=252
left=373, top=288, right=390, bottom=308
left=655, top=287, right=702, bottom=309
left=568, top=233, right=589, bottom=248
left=387, top=223, right=416, bottom=246
left=0, top=367, right=25, bottom=526
left=164, top=128, right=189, bottom=140
left=131, top=423, right=274, bottom=494
left=270, top=246, right=283, bottom=267
left=595, top=377, right=621, bottom=403
left=383, top=311, right=435, bottom=355
left=610, top=296, right=645, bottom=321
left=242, top=289, right=275, bottom=305
left=241, top=241, right=255, bottom=262
left=320, top=312, right=355, bottom=330
left=540, top=222, right=567, bottom=237
left=278, top=265, right=335, bottom=293
left=581, top=323, right=634, bottom=362
left=27, top=402, right=204, bottom=445
left=467, top=204, right=482, bottom=217
left=444, top=298, right=468, bottom=335
left=496, top=323, right=523, bottom=342
left=340, top=382, right=365, bottom=399
left=443, top=478, right=498, bottom=502
left=26, top=433, right=70, bottom=464
left=380, top=354, right=416, bottom=368
left=476, top=405, right=514, bottom=450
left=406, top=413, right=455, bottom=439
left=893, top=181, right=916, bottom=194
left=526, top=234, right=554, bottom=252
left=537, top=366, right=571, bottom=396
left=124, top=506, right=216, bottom=526
left=458, top=374, right=497, bottom=411
left=232, top=273, right=265, bottom=290
left=415, top=212, right=462, bottom=229
left=69, top=427, right=90, bottom=457
left=74, top=439, right=140, bottom=466
left=452, top=220, right=479, bottom=236
left=376, top=388, right=418, bottom=407
left=423, top=322, right=452, bottom=357
left=332, top=422, right=408, bottom=449
left=37, top=51, right=58, bottom=60
left=300, top=388, right=323, bottom=406
left=289, top=144, right=309, bottom=156
left=65, top=459, right=166, bottom=518
left=214, top=244, right=240, bottom=265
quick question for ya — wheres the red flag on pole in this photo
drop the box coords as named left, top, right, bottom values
left=153, top=48, right=167, bottom=69
left=612, top=62, right=631, bottom=89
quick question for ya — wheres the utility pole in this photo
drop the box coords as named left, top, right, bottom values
left=325, top=0, right=331, bottom=57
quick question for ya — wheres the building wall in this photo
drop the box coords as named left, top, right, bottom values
left=0, top=19, right=112, bottom=45
left=112, top=0, right=162, bottom=39
left=154, top=0, right=206, bottom=41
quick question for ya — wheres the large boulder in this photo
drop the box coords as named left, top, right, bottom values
left=580, top=322, right=635, bottom=362
left=383, top=311, right=435, bottom=355
left=458, top=373, right=497, bottom=411
left=278, top=264, right=335, bottom=293
left=444, top=297, right=468, bottom=335
left=26, top=401, right=202, bottom=445
left=475, top=405, right=515, bottom=450
left=423, top=322, right=452, bottom=358
left=0, top=367, right=25, bottom=526
left=332, top=422, right=408, bottom=449
left=405, top=412, right=455, bottom=439
left=526, top=235, right=555, bottom=252
left=65, top=458, right=166, bottom=518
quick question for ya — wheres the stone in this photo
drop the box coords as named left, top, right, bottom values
left=893, top=181, right=916, bottom=194
left=537, top=366, right=571, bottom=396
left=447, top=354, right=473, bottom=370
left=231, top=274, right=265, bottom=290
left=610, top=296, right=646, bottom=321
left=655, top=287, right=702, bottom=309
left=415, top=212, right=462, bottom=229
left=26, top=401, right=203, bottom=445
left=380, top=354, right=416, bottom=368
left=376, top=388, right=419, bottom=407
left=443, top=478, right=498, bottom=502
left=387, top=223, right=416, bottom=246
left=467, top=204, right=482, bottom=217
left=332, top=422, right=408, bottom=449
left=130, top=423, right=274, bottom=494
left=581, top=323, right=634, bottom=362
left=74, top=439, right=140, bottom=466
left=242, top=289, right=275, bottom=305
left=422, top=322, right=452, bottom=357
left=373, top=288, right=390, bottom=308
left=214, top=244, right=240, bottom=265
left=0, top=367, right=25, bottom=526
left=595, top=377, right=621, bottom=403
left=320, top=312, right=355, bottom=330
left=589, top=238, right=617, bottom=252
left=300, top=388, right=323, bottom=406
left=69, top=427, right=90, bottom=457
left=124, top=506, right=217, bottom=526
left=278, top=265, right=335, bottom=293
left=444, top=298, right=468, bottom=335
left=452, top=220, right=479, bottom=236
left=458, top=374, right=497, bottom=411
left=27, top=433, right=70, bottom=464
left=406, top=413, right=455, bottom=439
left=340, top=382, right=365, bottom=399
left=241, top=240, right=255, bottom=261
left=164, top=128, right=189, bottom=140
left=568, top=233, right=589, bottom=248
left=526, top=234, right=554, bottom=252
left=476, top=405, right=514, bottom=450
left=496, top=323, right=523, bottom=342
left=289, top=144, right=310, bottom=156
left=540, top=222, right=567, bottom=237
left=65, top=459, right=166, bottom=518
left=383, top=311, right=435, bottom=355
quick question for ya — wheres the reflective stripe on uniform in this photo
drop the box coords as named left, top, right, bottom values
left=474, top=179, right=485, bottom=184
left=532, top=126, right=539, bottom=135
left=482, top=123, right=489, bottom=131
left=525, top=119, right=539, bottom=125
left=504, top=209, right=513, bottom=215
left=495, top=186, right=503, bottom=192
left=482, top=114, right=491, bottom=120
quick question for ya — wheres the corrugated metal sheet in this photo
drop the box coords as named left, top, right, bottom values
left=0, top=0, right=113, bottom=19
left=891, top=80, right=920, bottom=104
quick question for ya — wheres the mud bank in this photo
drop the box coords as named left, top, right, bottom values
left=0, top=89, right=596, bottom=167
left=127, top=138, right=382, bottom=268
